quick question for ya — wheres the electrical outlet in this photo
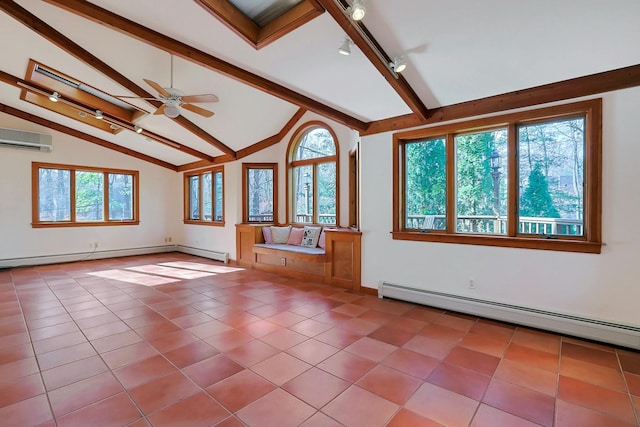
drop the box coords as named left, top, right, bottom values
left=281, top=257, right=286, bottom=266
left=167, top=237, right=172, bottom=243
left=468, top=279, right=476, bottom=289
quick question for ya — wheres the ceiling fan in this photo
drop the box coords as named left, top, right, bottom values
left=117, top=55, right=218, bottom=119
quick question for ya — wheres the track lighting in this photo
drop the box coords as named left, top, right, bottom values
left=347, top=0, right=366, bottom=21
left=338, top=37, right=353, bottom=56
left=95, top=110, right=103, bottom=120
left=390, top=56, right=407, bottom=73
left=49, top=92, right=60, bottom=102
left=134, top=125, right=143, bottom=134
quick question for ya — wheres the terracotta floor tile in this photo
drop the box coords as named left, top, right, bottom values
left=56, top=392, right=141, bottom=427
left=225, top=339, right=280, bottom=367
left=0, top=394, right=53, bottom=426
left=204, top=329, right=258, bottom=352
left=357, top=309, right=396, bottom=325
left=432, top=312, right=477, bottom=332
left=25, top=313, right=73, bottom=330
left=323, top=385, right=399, bottom=426
left=619, top=351, right=640, bottom=375
left=183, top=354, right=244, bottom=387
left=289, top=318, right=333, bottom=337
left=557, top=375, right=636, bottom=424
left=32, top=331, right=87, bottom=355
left=344, top=336, right=398, bottom=362
left=419, top=323, right=466, bottom=343
left=128, top=371, right=199, bottom=414
left=29, top=321, right=79, bottom=342
left=428, top=363, right=490, bottom=400
left=383, top=348, right=439, bottom=379
left=470, top=319, right=515, bottom=340
left=251, top=352, right=312, bottom=385
left=494, top=358, right=557, bottom=396
left=236, top=319, right=282, bottom=338
left=357, top=365, right=421, bottom=405
left=562, top=341, right=619, bottom=369
left=317, top=350, right=377, bottom=382
left=185, top=319, right=234, bottom=339
left=0, top=372, right=45, bottom=408
left=282, top=367, right=350, bottom=408
left=555, top=399, right=637, bottom=427
left=560, top=355, right=627, bottom=391
left=470, top=403, right=542, bottom=427
left=286, top=338, right=340, bottom=365
left=150, top=330, right=199, bottom=353
left=332, top=303, right=370, bottom=317
left=163, top=340, right=219, bottom=368
left=337, top=317, right=380, bottom=336
left=236, top=388, right=315, bottom=427
left=0, top=356, right=40, bottom=382
left=445, top=346, right=500, bottom=376
left=503, top=343, right=559, bottom=372
left=404, top=306, right=446, bottom=323
left=48, top=371, right=123, bottom=418
left=458, top=332, right=510, bottom=358
left=41, top=355, right=108, bottom=391
left=403, top=335, right=456, bottom=360
left=266, top=311, right=307, bottom=327
left=171, top=312, right=214, bottom=328
left=82, top=321, right=131, bottom=341
left=100, top=341, right=159, bottom=369
left=0, top=342, right=34, bottom=365
left=206, top=369, right=275, bottom=412
left=315, top=327, right=361, bottom=348
left=214, top=416, right=246, bottom=427
left=625, top=372, right=640, bottom=396
left=367, top=325, right=415, bottom=347
left=134, top=320, right=181, bottom=341
left=299, top=412, right=344, bottom=427
left=113, top=354, right=176, bottom=389
left=386, top=408, right=444, bottom=426
left=37, top=342, right=97, bottom=371
left=260, top=328, right=309, bottom=350
left=91, top=330, right=143, bottom=353
left=75, top=312, right=120, bottom=329
left=406, top=382, right=479, bottom=427
left=512, top=328, right=560, bottom=354
left=147, top=391, right=229, bottom=427
left=483, top=378, right=556, bottom=427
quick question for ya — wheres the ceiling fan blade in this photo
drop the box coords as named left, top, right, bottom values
left=181, top=94, right=219, bottom=103
left=154, top=104, right=167, bottom=116
left=143, top=79, right=171, bottom=98
left=182, top=103, right=215, bottom=117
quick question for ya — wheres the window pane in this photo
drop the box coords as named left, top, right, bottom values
left=214, top=171, right=223, bottom=222
left=317, top=162, right=336, bottom=225
left=455, top=129, right=508, bottom=234
left=405, top=138, right=446, bottom=230
left=518, top=117, right=584, bottom=236
left=202, top=173, right=212, bottom=221
left=39, top=168, right=70, bottom=221
left=293, top=165, right=313, bottom=223
left=294, top=128, right=336, bottom=160
left=190, top=176, right=199, bottom=220
left=108, top=174, right=133, bottom=220
left=76, top=171, right=104, bottom=221
left=248, top=168, right=274, bottom=222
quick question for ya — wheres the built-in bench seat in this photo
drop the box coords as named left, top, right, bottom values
left=236, top=224, right=361, bottom=291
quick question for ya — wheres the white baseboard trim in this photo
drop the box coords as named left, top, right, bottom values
left=176, top=245, right=229, bottom=264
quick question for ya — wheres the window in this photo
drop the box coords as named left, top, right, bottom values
left=184, top=166, right=224, bottom=225
left=287, top=122, right=339, bottom=225
left=393, top=99, right=602, bottom=253
left=32, top=162, right=138, bottom=227
left=242, top=163, right=278, bottom=223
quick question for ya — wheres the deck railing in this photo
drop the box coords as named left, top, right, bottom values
left=407, top=214, right=583, bottom=236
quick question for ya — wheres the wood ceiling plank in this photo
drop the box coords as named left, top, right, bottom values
left=0, top=1, right=236, bottom=157
left=42, top=0, right=368, bottom=131
left=0, top=103, right=177, bottom=171
left=315, top=0, right=429, bottom=121
left=257, top=1, right=324, bottom=49
left=363, top=63, right=640, bottom=136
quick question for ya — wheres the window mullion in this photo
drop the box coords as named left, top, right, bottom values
left=507, top=123, right=518, bottom=237
left=70, top=168, right=77, bottom=223
left=104, top=172, right=110, bottom=222
left=446, top=134, right=456, bottom=233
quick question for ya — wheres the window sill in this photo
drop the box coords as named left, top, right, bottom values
left=392, top=231, right=601, bottom=254
left=183, top=220, right=225, bottom=227
left=32, top=221, right=139, bottom=228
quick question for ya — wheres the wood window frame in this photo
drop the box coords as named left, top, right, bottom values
left=183, top=165, right=225, bottom=226
left=392, top=99, right=602, bottom=254
left=242, top=163, right=279, bottom=224
left=32, top=162, right=139, bottom=228
left=286, top=121, right=340, bottom=226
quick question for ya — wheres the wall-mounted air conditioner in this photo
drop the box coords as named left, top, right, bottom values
left=0, top=127, right=52, bottom=152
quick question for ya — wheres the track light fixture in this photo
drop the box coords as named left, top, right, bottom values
left=347, top=0, right=366, bottom=21
left=134, top=125, right=143, bottom=134
left=49, top=92, right=60, bottom=102
left=338, top=37, right=353, bottom=55
left=94, top=110, right=104, bottom=120
left=390, top=56, right=407, bottom=73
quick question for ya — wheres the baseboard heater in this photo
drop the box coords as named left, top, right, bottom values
left=176, top=245, right=229, bottom=264
left=378, top=281, right=640, bottom=350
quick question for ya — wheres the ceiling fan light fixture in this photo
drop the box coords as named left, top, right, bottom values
left=338, top=37, right=353, bottom=56
left=347, top=0, right=366, bottom=20
left=134, top=125, right=143, bottom=134
left=49, top=92, right=60, bottom=102
left=390, top=56, right=408, bottom=73
left=164, top=105, right=180, bottom=118
left=95, top=110, right=103, bottom=120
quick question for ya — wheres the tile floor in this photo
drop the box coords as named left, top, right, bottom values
left=0, top=253, right=639, bottom=426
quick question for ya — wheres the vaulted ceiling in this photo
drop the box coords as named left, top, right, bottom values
left=1, top=0, right=639, bottom=170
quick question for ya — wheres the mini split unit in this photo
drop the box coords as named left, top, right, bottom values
left=0, top=127, right=52, bottom=152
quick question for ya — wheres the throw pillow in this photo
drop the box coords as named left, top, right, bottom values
left=287, top=227, right=304, bottom=246
left=318, top=229, right=326, bottom=249
left=262, top=227, right=273, bottom=244
left=271, top=226, right=291, bottom=244
left=300, top=226, right=322, bottom=248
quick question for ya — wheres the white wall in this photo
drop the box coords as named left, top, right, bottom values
left=0, top=113, right=181, bottom=265
left=178, top=111, right=360, bottom=261
left=360, top=87, right=640, bottom=326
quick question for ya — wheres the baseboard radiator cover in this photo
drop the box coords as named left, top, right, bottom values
left=176, top=245, right=229, bottom=264
left=378, top=281, right=640, bottom=350
left=0, top=245, right=175, bottom=269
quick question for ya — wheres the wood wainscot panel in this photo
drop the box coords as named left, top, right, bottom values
left=324, top=228, right=361, bottom=291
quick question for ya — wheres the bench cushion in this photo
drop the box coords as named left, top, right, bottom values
left=254, top=243, right=326, bottom=256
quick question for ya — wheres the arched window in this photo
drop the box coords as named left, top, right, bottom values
left=287, top=122, right=339, bottom=225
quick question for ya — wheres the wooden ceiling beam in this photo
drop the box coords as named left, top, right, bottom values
left=0, top=103, right=177, bottom=171
left=42, top=0, right=368, bottom=132
left=0, top=1, right=236, bottom=157
left=363, top=62, right=640, bottom=136
left=316, top=0, right=429, bottom=121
